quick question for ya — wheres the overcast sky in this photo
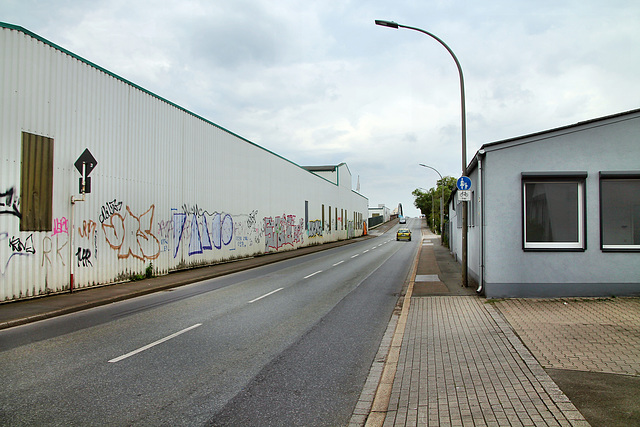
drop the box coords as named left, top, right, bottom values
left=3, top=0, right=639, bottom=217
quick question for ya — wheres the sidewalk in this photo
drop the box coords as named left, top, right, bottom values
left=354, top=225, right=640, bottom=427
left=354, top=228, right=592, bottom=427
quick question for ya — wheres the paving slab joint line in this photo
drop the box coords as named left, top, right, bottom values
left=362, top=236, right=421, bottom=427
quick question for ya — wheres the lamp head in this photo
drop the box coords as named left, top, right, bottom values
left=375, top=20, right=399, bottom=29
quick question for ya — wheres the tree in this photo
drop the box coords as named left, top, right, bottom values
left=412, top=176, right=456, bottom=234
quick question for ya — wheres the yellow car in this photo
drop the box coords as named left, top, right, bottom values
left=396, top=228, right=411, bottom=241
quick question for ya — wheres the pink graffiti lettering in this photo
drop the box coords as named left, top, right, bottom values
left=52, top=217, right=68, bottom=235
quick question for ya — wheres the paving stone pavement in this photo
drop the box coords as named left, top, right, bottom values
left=383, top=296, right=588, bottom=427
left=351, top=226, right=593, bottom=427
left=347, top=224, right=636, bottom=426
left=492, top=298, right=640, bottom=377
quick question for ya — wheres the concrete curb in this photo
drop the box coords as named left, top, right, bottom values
left=357, top=230, right=422, bottom=426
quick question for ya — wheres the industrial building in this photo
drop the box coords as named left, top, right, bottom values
left=0, top=23, right=368, bottom=302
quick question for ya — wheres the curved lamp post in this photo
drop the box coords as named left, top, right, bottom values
left=376, top=19, right=468, bottom=287
left=419, top=164, right=444, bottom=237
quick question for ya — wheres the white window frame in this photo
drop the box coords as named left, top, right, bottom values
left=522, top=173, right=587, bottom=251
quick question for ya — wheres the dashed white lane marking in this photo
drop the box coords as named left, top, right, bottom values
left=248, top=287, right=284, bottom=303
left=351, top=254, right=360, bottom=258
left=304, top=270, right=323, bottom=279
left=333, top=261, right=345, bottom=266
left=109, top=323, right=202, bottom=363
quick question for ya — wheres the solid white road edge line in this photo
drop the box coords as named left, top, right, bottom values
left=248, top=287, right=284, bottom=304
left=108, top=323, right=202, bottom=363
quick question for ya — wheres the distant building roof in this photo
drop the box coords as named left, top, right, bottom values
left=302, top=165, right=338, bottom=172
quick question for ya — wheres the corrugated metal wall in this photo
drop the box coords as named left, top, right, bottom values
left=0, top=24, right=368, bottom=302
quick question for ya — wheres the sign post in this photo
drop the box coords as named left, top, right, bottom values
left=457, top=176, right=472, bottom=287
left=70, top=149, right=97, bottom=293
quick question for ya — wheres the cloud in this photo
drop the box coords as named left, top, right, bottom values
left=3, top=0, right=639, bottom=216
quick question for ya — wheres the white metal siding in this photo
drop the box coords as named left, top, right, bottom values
left=0, top=25, right=368, bottom=302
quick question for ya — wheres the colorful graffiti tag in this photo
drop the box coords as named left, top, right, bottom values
left=172, top=206, right=234, bottom=258
left=264, top=214, right=304, bottom=251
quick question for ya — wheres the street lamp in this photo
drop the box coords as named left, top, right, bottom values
left=419, top=164, right=444, bottom=238
left=376, top=19, right=469, bottom=287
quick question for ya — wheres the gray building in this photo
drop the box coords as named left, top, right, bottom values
left=449, top=109, right=640, bottom=298
left=368, top=204, right=391, bottom=227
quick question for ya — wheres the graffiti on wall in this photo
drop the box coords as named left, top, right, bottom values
left=102, top=204, right=160, bottom=261
left=1, top=232, right=34, bottom=275
left=42, top=234, right=67, bottom=267
left=171, top=205, right=234, bottom=257
left=78, top=219, right=98, bottom=263
left=52, top=217, right=68, bottom=236
left=98, top=200, right=123, bottom=223
left=156, top=218, right=173, bottom=254
left=264, top=214, right=304, bottom=251
left=9, top=234, right=35, bottom=254
left=42, top=217, right=69, bottom=268
left=228, top=210, right=261, bottom=251
left=308, top=220, right=323, bottom=238
left=75, top=247, right=93, bottom=267
left=78, top=220, right=97, bottom=240
left=0, top=187, right=21, bottom=218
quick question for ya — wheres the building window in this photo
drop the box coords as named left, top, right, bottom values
left=600, top=172, right=640, bottom=251
left=522, top=173, right=587, bottom=251
left=21, top=132, right=54, bottom=232
left=305, top=201, right=309, bottom=230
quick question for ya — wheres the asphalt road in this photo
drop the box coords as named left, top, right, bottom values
left=0, top=219, right=420, bottom=426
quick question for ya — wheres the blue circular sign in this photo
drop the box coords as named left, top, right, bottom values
left=457, top=176, right=472, bottom=190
